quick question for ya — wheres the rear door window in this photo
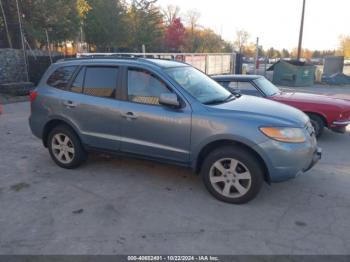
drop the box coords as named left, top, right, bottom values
left=47, top=66, right=77, bottom=90
left=71, top=67, right=84, bottom=93
left=82, top=67, right=119, bottom=98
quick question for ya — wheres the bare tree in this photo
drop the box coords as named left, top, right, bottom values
left=162, top=5, right=180, bottom=25
left=234, top=29, right=250, bottom=53
left=185, top=9, right=200, bottom=33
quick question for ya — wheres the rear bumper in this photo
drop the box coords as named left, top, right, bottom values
left=29, top=115, right=43, bottom=139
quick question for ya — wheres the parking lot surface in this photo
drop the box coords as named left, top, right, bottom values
left=1, top=101, right=350, bottom=255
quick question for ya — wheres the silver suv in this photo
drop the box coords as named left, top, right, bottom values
left=29, top=57, right=321, bottom=204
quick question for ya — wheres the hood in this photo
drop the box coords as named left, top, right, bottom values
left=208, top=95, right=309, bottom=127
left=273, top=92, right=350, bottom=109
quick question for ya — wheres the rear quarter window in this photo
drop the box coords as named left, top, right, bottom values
left=47, top=66, right=77, bottom=90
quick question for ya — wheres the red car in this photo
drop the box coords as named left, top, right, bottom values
left=213, top=75, right=350, bottom=137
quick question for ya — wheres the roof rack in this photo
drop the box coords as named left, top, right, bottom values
left=56, top=54, right=190, bottom=67
left=56, top=54, right=140, bottom=63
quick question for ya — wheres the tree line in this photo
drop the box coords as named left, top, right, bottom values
left=0, top=1, right=348, bottom=58
left=0, top=0, right=232, bottom=53
left=234, top=30, right=350, bottom=60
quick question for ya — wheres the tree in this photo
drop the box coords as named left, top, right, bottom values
left=184, top=9, right=200, bottom=52
left=303, top=49, right=313, bottom=60
left=0, top=0, right=12, bottom=48
left=196, top=29, right=228, bottom=53
left=339, top=35, right=350, bottom=58
left=233, top=29, right=250, bottom=53
left=84, top=0, right=127, bottom=51
left=0, top=0, right=25, bottom=48
left=127, top=0, right=165, bottom=52
left=281, top=48, right=290, bottom=58
left=185, top=9, right=200, bottom=32
left=163, top=18, right=185, bottom=51
left=312, top=50, right=321, bottom=58
left=21, top=0, right=80, bottom=47
left=162, top=5, right=180, bottom=25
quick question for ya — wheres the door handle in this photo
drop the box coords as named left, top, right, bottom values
left=122, top=112, right=138, bottom=120
left=63, top=100, right=77, bottom=108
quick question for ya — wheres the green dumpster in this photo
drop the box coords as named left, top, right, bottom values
left=268, top=60, right=316, bottom=87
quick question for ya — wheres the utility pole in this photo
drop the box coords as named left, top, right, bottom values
left=297, top=0, right=306, bottom=61
left=15, top=0, right=29, bottom=82
left=255, top=37, right=259, bottom=74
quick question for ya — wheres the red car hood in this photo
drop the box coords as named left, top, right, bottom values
left=272, top=92, right=350, bottom=109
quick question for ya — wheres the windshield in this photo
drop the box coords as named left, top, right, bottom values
left=165, top=66, right=232, bottom=104
left=254, top=77, right=280, bottom=96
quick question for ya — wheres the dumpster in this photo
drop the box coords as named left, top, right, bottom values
left=268, top=60, right=316, bottom=87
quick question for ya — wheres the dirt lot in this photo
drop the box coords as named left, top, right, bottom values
left=0, top=100, right=350, bottom=255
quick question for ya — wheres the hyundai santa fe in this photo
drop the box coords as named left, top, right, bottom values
left=29, top=57, right=321, bottom=204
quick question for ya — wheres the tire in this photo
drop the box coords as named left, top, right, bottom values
left=47, top=125, right=87, bottom=169
left=201, top=146, right=264, bottom=204
left=308, top=114, right=325, bottom=138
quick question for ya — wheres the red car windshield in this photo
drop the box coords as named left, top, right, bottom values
left=254, top=78, right=280, bottom=97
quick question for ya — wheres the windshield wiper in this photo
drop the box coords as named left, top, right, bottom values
left=204, top=94, right=235, bottom=105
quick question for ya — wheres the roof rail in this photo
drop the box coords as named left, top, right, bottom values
left=56, top=54, right=190, bottom=67
left=56, top=54, right=141, bottom=63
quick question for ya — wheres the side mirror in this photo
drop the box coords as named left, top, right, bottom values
left=159, top=93, right=180, bottom=108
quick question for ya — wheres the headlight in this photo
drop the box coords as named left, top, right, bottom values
left=260, top=127, right=306, bottom=143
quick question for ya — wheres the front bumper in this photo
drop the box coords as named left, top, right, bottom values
left=255, top=135, right=321, bottom=183
left=303, top=147, right=322, bottom=172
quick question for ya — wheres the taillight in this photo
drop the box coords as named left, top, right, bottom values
left=29, top=91, right=38, bottom=102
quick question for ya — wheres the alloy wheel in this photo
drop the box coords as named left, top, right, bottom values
left=209, top=158, right=252, bottom=198
left=51, top=133, right=75, bottom=164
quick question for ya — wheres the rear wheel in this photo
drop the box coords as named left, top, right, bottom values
left=308, top=114, right=325, bottom=138
left=48, top=125, right=87, bottom=169
left=201, top=146, right=264, bottom=204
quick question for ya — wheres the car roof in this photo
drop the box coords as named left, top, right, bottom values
left=55, top=57, right=189, bottom=69
left=212, top=74, right=263, bottom=81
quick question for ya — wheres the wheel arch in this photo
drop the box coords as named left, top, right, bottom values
left=304, top=111, right=328, bottom=127
left=42, top=118, right=82, bottom=148
left=193, top=139, right=271, bottom=183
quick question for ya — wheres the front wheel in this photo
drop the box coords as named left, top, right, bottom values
left=201, top=146, right=264, bottom=204
left=308, top=114, right=325, bottom=138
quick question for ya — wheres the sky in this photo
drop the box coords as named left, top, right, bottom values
left=157, top=0, right=350, bottom=51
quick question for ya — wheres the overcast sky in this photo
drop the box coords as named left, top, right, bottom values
left=157, top=0, right=349, bottom=51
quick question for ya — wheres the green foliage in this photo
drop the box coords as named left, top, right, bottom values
left=77, top=0, right=91, bottom=24
left=84, top=0, right=127, bottom=51
left=0, top=0, right=234, bottom=53
left=126, top=0, right=164, bottom=52
left=21, top=0, right=80, bottom=45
